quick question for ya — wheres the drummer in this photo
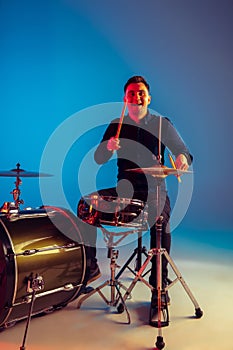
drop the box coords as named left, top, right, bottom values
left=78, top=75, right=192, bottom=324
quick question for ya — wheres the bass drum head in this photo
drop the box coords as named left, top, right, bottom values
left=0, top=206, right=85, bottom=327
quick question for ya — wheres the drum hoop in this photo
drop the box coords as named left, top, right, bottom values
left=83, top=195, right=145, bottom=206
left=0, top=218, right=17, bottom=325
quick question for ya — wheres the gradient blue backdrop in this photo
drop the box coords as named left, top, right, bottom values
left=1, top=0, right=233, bottom=255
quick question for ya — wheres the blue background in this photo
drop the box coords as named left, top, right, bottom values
left=1, top=0, right=233, bottom=256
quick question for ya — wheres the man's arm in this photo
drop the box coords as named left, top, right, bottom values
left=94, top=119, right=119, bottom=164
left=163, top=117, right=193, bottom=168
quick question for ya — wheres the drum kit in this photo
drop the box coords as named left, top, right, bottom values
left=0, top=163, right=86, bottom=349
left=76, top=164, right=203, bottom=350
left=0, top=162, right=203, bottom=350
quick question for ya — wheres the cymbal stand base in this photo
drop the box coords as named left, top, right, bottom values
left=163, top=249, right=203, bottom=318
left=119, top=246, right=203, bottom=323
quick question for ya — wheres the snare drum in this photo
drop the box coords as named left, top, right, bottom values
left=78, top=195, right=147, bottom=228
left=0, top=206, right=85, bottom=327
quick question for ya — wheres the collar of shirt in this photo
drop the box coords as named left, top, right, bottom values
left=125, top=111, right=155, bottom=126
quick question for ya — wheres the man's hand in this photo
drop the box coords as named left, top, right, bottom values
left=107, top=137, right=121, bottom=152
left=175, top=154, right=189, bottom=171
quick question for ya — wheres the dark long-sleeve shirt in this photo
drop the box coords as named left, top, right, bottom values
left=94, top=113, right=192, bottom=192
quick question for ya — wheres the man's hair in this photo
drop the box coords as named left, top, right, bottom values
left=124, top=75, right=150, bottom=93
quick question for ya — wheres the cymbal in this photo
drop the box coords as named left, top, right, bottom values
left=0, top=164, right=53, bottom=178
left=126, top=165, right=192, bottom=177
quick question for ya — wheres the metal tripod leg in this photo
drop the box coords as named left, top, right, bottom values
left=76, top=247, right=131, bottom=324
left=115, top=232, right=148, bottom=280
left=118, top=245, right=203, bottom=327
left=117, top=250, right=154, bottom=308
left=163, top=249, right=203, bottom=318
left=20, top=274, right=44, bottom=350
left=20, top=290, right=36, bottom=350
left=134, top=234, right=148, bottom=271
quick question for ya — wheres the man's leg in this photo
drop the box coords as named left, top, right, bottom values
left=77, top=200, right=101, bottom=286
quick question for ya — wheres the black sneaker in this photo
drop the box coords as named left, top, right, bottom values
left=149, top=290, right=170, bottom=327
left=86, top=265, right=101, bottom=285
left=149, top=303, right=169, bottom=327
left=151, top=289, right=170, bottom=307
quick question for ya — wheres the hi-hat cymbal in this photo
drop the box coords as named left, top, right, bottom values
left=0, top=163, right=53, bottom=178
left=126, top=165, right=192, bottom=177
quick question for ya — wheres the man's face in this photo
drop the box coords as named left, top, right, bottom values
left=124, top=82, right=151, bottom=122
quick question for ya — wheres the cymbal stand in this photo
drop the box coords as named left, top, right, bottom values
left=11, top=175, right=24, bottom=209
left=20, top=274, right=44, bottom=350
left=76, top=226, right=133, bottom=324
left=0, top=177, right=24, bottom=214
left=117, top=178, right=203, bottom=350
left=10, top=163, right=24, bottom=209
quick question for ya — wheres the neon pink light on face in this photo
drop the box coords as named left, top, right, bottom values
left=124, top=82, right=151, bottom=123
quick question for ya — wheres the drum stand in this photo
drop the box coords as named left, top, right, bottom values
left=76, top=225, right=147, bottom=324
left=117, top=177, right=203, bottom=350
left=115, top=230, right=149, bottom=280
left=20, top=274, right=44, bottom=350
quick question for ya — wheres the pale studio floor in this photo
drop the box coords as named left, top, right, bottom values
left=0, top=231, right=233, bottom=350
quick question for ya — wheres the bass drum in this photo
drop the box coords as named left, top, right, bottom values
left=0, top=206, right=85, bottom=327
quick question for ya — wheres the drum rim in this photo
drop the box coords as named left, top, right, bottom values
left=82, top=194, right=145, bottom=206
left=0, top=218, right=16, bottom=326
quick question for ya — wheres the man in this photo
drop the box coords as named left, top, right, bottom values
left=78, top=75, right=192, bottom=324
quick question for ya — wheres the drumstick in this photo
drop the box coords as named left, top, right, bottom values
left=169, top=153, right=181, bottom=183
left=115, top=101, right=127, bottom=139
